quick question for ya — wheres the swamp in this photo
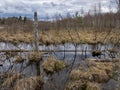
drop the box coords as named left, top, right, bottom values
left=0, top=0, right=120, bottom=90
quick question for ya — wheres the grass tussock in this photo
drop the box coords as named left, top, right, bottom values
left=86, top=82, right=101, bottom=90
left=65, top=81, right=101, bottom=90
left=65, top=59, right=120, bottom=90
left=71, top=59, right=118, bottom=82
left=14, top=56, right=24, bottom=63
left=5, top=51, right=18, bottom=57
left=108, top=48, right=118, bottom=53
left=28, top=51, right=42, bottom=63
left=14, top=76, right=43, bottom=90
left=2, top=73, right=22, bottom=88
left=65, top=80, right=86, bottom=90
left=43, top=56, right=66, bottom=75
left=0, top=31, right=34, bottom=44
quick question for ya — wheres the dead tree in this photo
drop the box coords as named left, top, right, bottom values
left=34, top=12, right=41, bottom=76
left=111, top=0, right=120, bottom=28
left=34, top=12, right=39, bottom=51
left=115, top=0, right=120, bottom=12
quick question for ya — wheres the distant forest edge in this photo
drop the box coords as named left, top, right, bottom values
left=0, top=0, right=120, bottom=32
left=0, top=11, right=120, bottom=32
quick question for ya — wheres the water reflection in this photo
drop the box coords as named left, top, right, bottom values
left=0, top=42, right=120, bottom=90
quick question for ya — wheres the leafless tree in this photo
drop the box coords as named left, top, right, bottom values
left=115, top=0, right=120, bottom=12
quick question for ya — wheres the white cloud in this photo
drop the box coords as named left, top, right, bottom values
left=0, top=0, right=116, bottom=19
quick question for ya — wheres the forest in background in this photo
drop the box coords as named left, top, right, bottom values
left=0, top=0, right=120, bottom=32
left=0, top=0, right=119, bottom=45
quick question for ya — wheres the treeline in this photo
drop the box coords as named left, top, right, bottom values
left=39, top=0, right=120, bottom=31
left=0, top=12, right=120, bottom=32
left=39, top=12, right=120, bottom=31
left=0, top=16, right=28, bottom=25
left=0, top=16, right=33, bottom=32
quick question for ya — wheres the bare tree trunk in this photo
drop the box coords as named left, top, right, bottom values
left=34, top=12, right=40, bottom=76
left=115, top=0, right=120, bottom=28
left=116, top=0, right=120, bottom=12
left=34, top=12, right=39, bottom=51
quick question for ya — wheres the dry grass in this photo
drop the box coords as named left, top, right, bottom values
left=42, top=56, right=66, bottom=75
left=14, top=76, right=43, bottom=90
left=86, top=82, right=101, bottom=90
left=65, top=59, right=120, bottom=90
left=108, top=48, right=118, bottom=53
left=2, top=73, right=22, bottom=88
left=0, top=30, right=34, bottom=44
left=71, top=59, right=118, bottom=83
left=0, top=29, right=119, bottom=45
left=5, top=51, right=18, bottom=57
left=28, top=51, right=42, bottom=63
left=65, top=80, right=86, bottom=90
left=14, top=56, right=24, bottom=63
left=65, top=81, right=101, bottom=90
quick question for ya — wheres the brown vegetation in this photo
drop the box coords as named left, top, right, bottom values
left=14, top=76, right=43, bottom=90
left=65, top=59, right=120, bottom=90
left=0, top=29, right=119, bottom=45
left=14, top=56, right=24, bottom=63
left=28, top=51, right=42, bottom=63
left=43, top=57, right=66, bottom=75
left=1, top=73, right=22, bottom=88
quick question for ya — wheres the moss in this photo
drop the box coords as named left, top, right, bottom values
left=43, top=57, right=66, bottom=75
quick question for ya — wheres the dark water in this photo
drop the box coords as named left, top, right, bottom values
left=0, top=42, right=120, bottom=90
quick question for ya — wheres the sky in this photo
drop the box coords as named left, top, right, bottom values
left=0, top=0, right=117, bottom=20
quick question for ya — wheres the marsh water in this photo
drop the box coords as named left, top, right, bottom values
left=0, top=42, right=120, bottom=90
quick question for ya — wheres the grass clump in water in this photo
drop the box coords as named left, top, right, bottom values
left=2, top=73, right=22, bottom=88
left=28, top=51, right=42, bottom=63
left=86, top=82, right=101, bottom=90
left=65, top=80, right=86, bottom=90
left=65, top=59, right=120, bottom=90
left=14, top=76, right=43, bottom=90
left=43, top=57, right=66, bottom=75
left=14, top=56, right=24, bottom=63
left=65, top=81, right=101, bottom=90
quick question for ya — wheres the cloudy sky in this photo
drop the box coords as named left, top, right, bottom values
left=0, top=0, right=117, bottom=20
